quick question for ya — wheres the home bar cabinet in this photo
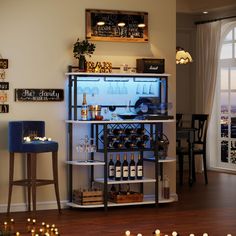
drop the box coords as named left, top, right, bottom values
left=65, top=65, right=176, bottom=209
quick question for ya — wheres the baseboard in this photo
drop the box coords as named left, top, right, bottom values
left=0, top=200, right=69, bottom=213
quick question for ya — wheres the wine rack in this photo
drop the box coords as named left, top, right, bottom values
left=97, top=124, right=152, bottom=151
left=65, top=69, right=176, bottom=209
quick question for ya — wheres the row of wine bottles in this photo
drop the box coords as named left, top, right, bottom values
left=106, top=128, right=146, bottom=136
left=101, top=134, right=150, bottom=149
left=108, top=153, right=143, bottom=180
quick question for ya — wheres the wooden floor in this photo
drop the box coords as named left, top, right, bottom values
left=1, top=171, right=236, bottom=236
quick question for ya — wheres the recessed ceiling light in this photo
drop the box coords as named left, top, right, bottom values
left=203, top=11, right=208, bottom=14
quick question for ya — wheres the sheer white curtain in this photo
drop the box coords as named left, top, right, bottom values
left=195, top=21, right=222, bottom=115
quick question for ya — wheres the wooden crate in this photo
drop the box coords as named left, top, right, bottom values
left=73, top=190, right=103, bottom=205
left=109, top=191, right=143, bottom=203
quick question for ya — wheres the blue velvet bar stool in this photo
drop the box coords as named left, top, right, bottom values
left=7, top=121, right=61, bottom=214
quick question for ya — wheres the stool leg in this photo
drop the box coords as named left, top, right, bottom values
left=27, top=153, right=32, bottom=212
left=52, top=151, right=61, bottom=213
left=7, top=152, right=15, bottom=214
left=31, top=153, right=37, bottom=214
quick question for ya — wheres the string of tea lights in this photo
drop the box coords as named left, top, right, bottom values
left=0, top=218, right=60, bottom=236
left=125, top=230, right=233, bottom=236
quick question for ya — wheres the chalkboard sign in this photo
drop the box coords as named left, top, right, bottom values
left=0, top=104, right=9, bottom=113
left=86, top=9, right=148, bottom=42
left=0, top=82, right=9, bottom=90
left=15, top=89, right=64, bottom=102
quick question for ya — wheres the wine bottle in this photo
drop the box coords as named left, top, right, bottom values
left=129, top=153, right=136, bottom=180
left=124, top=140, right=135, bottom=149
left=112, top=128, right=124, bottom=136
left=136, top=140, right=146, bottom=148
left=124, top=128, right=135, bottom=135
left=130, top=135, right=138, bottom=142
left=110, top=184, right=116, bottom=192
left=142, top=134, right=150, bottom=142
left=81, top=93, right=88, bottom=120
left=163, top=175, right=170, bottom=199
left=122, top=153, right=129, bottom=180
left=112, top=141, right=124, bottom=149
left=137, top=154, right=143, bottom=179
left=136, top=128, right=145, bottom=135
left=100, top=135, right=117, bottom=142
left=108, top=154, right=115, bottom=179
left=115, top=154, right=121, bottom=181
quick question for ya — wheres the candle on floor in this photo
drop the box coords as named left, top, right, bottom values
left=4, top=221, right=8, bottom=232
left=125, top=230, right=131, bottom=236
left=172, top=231, right=178, bottom=236
left=155, top=229, right=161, bottom=236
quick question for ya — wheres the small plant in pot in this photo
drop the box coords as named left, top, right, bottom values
left=73, top=38, right=96, bottom=72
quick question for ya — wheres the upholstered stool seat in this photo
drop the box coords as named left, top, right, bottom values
left=7, top=121, right=61, bottom=214
left=21, top=141, right=58, bottom=153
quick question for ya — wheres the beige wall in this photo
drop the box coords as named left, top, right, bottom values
left=176, top=13, right=196, bottom=115
left=0, top=0, right=176, bottom=211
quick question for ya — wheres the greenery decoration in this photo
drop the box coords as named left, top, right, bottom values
left=73, top=38, right=96, bottom=59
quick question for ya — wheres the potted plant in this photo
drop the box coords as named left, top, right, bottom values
left=73, top=38, right=96, bottom=71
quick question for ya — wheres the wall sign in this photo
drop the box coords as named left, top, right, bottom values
left=0, top=59, right=8, bottom=69
left=0, top=82, right=9, bottom=90
left=0, top=104, right=9, bottom=113
left=86, top=9, right=148, bottom=42
left=15, top=89, right=64, bottom=102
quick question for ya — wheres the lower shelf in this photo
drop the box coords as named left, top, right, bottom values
left=66, top=194, right=177, bottom=208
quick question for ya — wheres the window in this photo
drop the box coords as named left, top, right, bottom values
left=218, top=23, right=236, bottom=169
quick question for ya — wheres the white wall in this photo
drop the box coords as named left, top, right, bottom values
left=0, top=0, right=176, bottom=211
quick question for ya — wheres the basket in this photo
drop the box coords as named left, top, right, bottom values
left=73, top=189, right=103, bottom=205
left=109, top=191, right=143, bottom=203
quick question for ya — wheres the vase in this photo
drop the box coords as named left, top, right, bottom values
left=78, top=55, right=87, bottom=72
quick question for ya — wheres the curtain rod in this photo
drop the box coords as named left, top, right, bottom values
left=195, top=15, right=236, bottom=25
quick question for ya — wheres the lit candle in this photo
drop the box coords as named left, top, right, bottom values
left=155, top=229, right=161, bottom=236
left=203, top=234, right=208, bottom=236
left=4, top=221, right=8, bottom=231
left=172, top=231, right=178, bottom=236
left=125, top=231, right=131, bottom=236
left=27, top=218, right=31, bottom=232
left=137, top=234, right=142, bottom=236
left=16, top=232, right=20, bottom=236
left=189, top=234, right=195, bottom=236
left=10, top=218, right=14, bottom=232
left=24, top=136, right=31, bottom=142
left=31, top=229, right=35, bottom=236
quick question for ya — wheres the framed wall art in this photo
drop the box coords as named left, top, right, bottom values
left=86, top=9, right=148, bottom=42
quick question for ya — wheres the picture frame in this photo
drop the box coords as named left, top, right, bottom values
left=86, top=9, right=148, bottom=42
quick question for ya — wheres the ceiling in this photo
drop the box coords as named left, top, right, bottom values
left=177, top=0, right=236, bottom=14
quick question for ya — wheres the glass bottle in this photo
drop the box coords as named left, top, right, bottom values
left=108, top=154, right=115, bottom=179
left=115, top=154, right=121, bottom=181
left=81, top=93, right=88, bottom=120
left=122, top=153, right=129, bottom=180
left=136, top=154, right=143, bottom=179
left=129, top=153, right=136, bottom=180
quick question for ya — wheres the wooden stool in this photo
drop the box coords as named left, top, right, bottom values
left=7, top=121, right=61, bottom=214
